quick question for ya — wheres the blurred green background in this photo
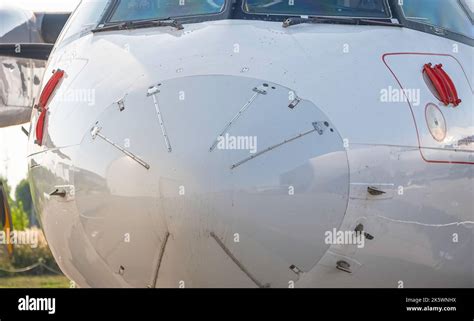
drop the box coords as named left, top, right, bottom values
left=0, top=176, right=70, bottom=288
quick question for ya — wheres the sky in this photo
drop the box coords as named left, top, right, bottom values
left=15, top=0, right=80, bottom=12
left=0, top=125, right=29, bottom=197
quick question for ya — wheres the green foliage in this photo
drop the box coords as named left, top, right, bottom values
left=11, top=201, right=29, bottom=231
left=0, top=229, right=62, bottom=277
left=0, top=177, right=61, bottom=277
left=15, top=179, right=32, bottom=215
left=0, top=176, right=30, bottom=231
left=11, top=244, right=60, bottom=275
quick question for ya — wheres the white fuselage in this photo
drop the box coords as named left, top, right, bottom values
left=27, top=19, right=473, bottom=288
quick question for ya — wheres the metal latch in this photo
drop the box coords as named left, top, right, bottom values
left=50, top=185, right=75, bottom=201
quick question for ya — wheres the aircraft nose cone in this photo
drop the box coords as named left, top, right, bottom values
left=74, top=75, right=349, bottom=287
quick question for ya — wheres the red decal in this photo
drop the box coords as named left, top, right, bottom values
left=35, top=69, right=64, bottom=146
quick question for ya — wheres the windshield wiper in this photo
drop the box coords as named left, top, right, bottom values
left=92, top=18, right=184, bottom=33
left=283, top=16, right=402, bottom=28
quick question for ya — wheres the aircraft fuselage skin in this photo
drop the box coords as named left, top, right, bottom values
left=27, top=19, right=473, bottom=288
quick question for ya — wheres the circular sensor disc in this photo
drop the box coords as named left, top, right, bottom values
left=425, top=103, right=447, bottom=142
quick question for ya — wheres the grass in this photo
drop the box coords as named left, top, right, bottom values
left=0, top=275, right=71, bottom=288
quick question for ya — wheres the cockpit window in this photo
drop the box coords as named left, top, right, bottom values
left=56, top=0, right=111, bottom=44
left=243, top=0, right=391, bottom=19
left=400, top=0, right=473, bottom=39
left=109, top=0, right=226, bottom=22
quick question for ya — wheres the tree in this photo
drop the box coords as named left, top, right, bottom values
left=11, top=201, right=29, bottom=230
left=0, top=176, right=12, bottom=203
left=15, top=179, right=32, bottom=215
left=0, top=176, right=29, bottom=231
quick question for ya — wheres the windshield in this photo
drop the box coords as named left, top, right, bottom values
left=243, top=0, right=391, bottom=18
left=109, top=0, right=226, bottom=22
left=401, top=0, right=473, bottom=38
